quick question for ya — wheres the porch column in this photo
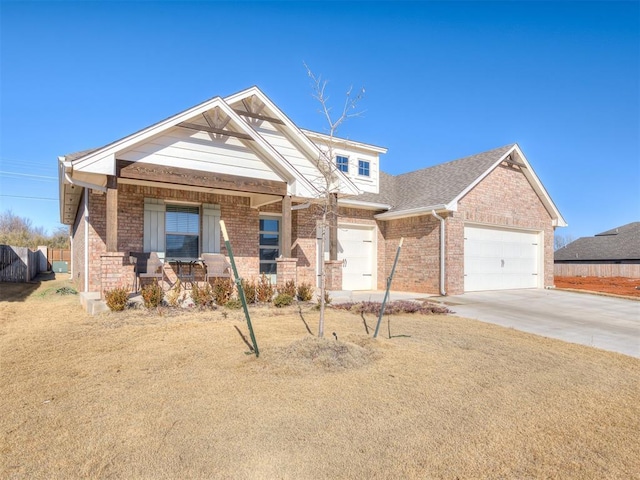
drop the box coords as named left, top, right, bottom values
left=282, top=195, right=292, bottom=258
left=106, top=175, right=118, bottom=252
left=329, top=192, right=338, bottom=261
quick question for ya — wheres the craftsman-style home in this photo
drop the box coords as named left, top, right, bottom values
left=58, top=86, right=566, bottom=302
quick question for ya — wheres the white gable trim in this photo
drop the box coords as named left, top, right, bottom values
left=225, top=87, right=361, bottom=196
left=67, top=95, right=320, bottom=197
left=448, top=144, right=567, bottom=227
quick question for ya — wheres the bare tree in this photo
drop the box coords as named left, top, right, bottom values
left=0, top=210, right=69, bottom=248
left=554, top=233, right=575, bottom=251
left=305, top=64, right=365, bottom=338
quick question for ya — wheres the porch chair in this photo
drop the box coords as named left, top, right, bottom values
left=130, top=252, right=165, bottom=292
left=202, top=253, right=232, bottom=283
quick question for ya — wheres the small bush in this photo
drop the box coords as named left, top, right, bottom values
left=56, top=286, right=77, bottom=295
left=279, top=280, right=297, bottom=298
left=241, top=278, right=257, bottom=304
left=104, top=286, right=129, bottom=312
left=141, top=280, right=164, bottom=308
left=296, top=282, right=314, bottom=302
left=191, top=282, right=215, bottom=308
left=212, top=277, right=234, bottom=305
left=225, top=298, right=242, bottom=310
left=273, top=293, right=294, bottom=308
left=319, top=291, right=332, bottom=305
left=166, top=280, right=185, bottom=307
left=256, top=274, right=274, bottom=303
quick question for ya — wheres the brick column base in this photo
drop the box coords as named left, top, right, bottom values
left=324, top=260, right=343, bottom=290
left=100, top=252, right=135, bottom=298
left=276, top=257, right=298, bottom=290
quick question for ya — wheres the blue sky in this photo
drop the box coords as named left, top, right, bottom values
left=1, top=1, right=638, bottom=240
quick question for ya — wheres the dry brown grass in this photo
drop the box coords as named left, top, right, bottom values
left=1, top=276, right=639, bottom=479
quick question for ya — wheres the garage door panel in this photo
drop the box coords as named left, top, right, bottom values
left=464, top=226, right=540, bottom=292
left=321, top=226, right=375, bottom=291
left=338, top=227, right=374, bottom=291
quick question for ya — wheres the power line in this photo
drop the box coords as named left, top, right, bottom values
left=0, top=194, right=57, bottom=201
left=0, top=170, right=57, bottom=180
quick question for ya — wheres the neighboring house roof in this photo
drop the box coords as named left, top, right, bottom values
left=555, top=222, right=640, bottom=262
left=355, top=143, right=566, bottom=226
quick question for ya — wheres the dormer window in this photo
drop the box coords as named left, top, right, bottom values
left=358, top=160, right=370, bottom=177
left=336, top=155, right=349, bottom=173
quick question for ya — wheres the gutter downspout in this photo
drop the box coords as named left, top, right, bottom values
left=431, top=210, right=446, bottom=296
left=84, top=191, right=89, bottom=293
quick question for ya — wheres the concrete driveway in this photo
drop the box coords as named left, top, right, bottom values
left=435, top=289, right=640, bottom=358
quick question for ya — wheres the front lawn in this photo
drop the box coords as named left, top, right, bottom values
left=1, top=277, right=638, bottom=479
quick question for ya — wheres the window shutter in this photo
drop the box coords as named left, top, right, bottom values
left=144, top=198, right=165, bottom=253
left=202, top=204, right=221, bottom=253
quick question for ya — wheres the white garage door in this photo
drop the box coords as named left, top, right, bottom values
left=464, top=226, right=540, bottom=292
left=338, top=226, right=374, bottom=290
left=320, top=225, right=375, bottom=290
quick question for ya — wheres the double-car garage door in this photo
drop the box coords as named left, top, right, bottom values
left=464, top=225, right=541, bottom=292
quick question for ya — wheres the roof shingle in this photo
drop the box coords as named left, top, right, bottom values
left=356, top=144, right=515, bottom=212
left=555, top=222, right=640, bottom=261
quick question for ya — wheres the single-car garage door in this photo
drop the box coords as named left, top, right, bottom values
left=464, top=225, right=540, bottom=292
left=338, top=226, right=374, bottom=290
left=318, top=225, right=375, bottom=290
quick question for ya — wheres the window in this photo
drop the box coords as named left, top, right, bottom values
left=259, top=217, right=280, bottom=275
left=336, top=155, right=349, bottom=173
left=165, top=205, right=199, bottom=258
left=143, top=199, right=220, bottom=257
left=358, top=160, right=370, bottom=177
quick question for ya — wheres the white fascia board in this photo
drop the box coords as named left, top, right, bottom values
left=212, top=101, right=317, bottom=193
left=451, top=144, right=567, bottom=227
left=65, top=93, right=319, bottom=198
left=452, top=147, right=514, bottom=206
left=511, top=144, right=568, bottom=227
left=301, top=129, right=388, bottom=154
left=338, top=198, right=392, bottom=211
left=374, top=204, right=450, bottom=220
left=225, top=87, right=361, bottom=197
left=70, top=96, right=229, bottom=173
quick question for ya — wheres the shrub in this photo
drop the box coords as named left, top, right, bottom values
left=256, top=274, right=274, bottom=303
left=273, top=293, right=294, bottom=308
left=320, top=291, right=332, bottom=305
left=104, top=286, right=129, bottom=311
left=191, top=282, right=215, bottom=308
left=279, top=279, right=296, bottom=298
left=212, top=277, right=234, bottom=305
left=141, top=280, right=164, bottom=308
left=166, top=280, right=185, bottom=307
left=296, top=282, right=314, bottom=302
left=241, top=278, right=257, bottom=304
left=225, top=298, right=242, bottom=309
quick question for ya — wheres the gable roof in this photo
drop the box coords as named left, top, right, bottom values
left=555, top=222, right=640, bottom=261
left=59, top=86, right=387, bottom=223
left=356, top=143, right=566, bottom=226
left=223, top=86, right=362, bottom=196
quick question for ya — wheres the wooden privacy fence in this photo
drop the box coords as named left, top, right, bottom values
left=0, top=245, right=46, bottom=282
left=554, top=263, right=640, bottom=278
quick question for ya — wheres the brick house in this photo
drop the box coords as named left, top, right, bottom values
left=58, top=86, right=566, bottom=300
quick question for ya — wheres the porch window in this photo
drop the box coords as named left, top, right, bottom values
left=166, top=205, right=199, bottom=258
left=259, top=216, right=280, bottom=275
left=358, top=160, right=370, bottom=177
left=143, top=199, right=220, bottom=257
left=336, top=155, right=349, bottom=173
